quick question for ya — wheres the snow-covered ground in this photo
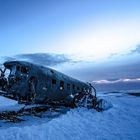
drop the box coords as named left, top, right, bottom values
left=0, top=91, right=140, bottom=140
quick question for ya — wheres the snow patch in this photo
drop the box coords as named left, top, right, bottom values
left=0, top=91, right=140, bottom=140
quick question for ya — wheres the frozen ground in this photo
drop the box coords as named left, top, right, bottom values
left=0, top=91, right=140, bottom=140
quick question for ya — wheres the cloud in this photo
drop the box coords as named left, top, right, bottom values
left=65, top=57, right=140, bottom=83
left=107, top=44, right=140, bottom=59
left=93, top=78, right=140, bottom=84
left=92, top=78, right=140, bottom=92
left=107, top=53, right=120, bottom=59
left=130, top=45, right=140, bottom=54
left=3, top=53, right=71, bottom=66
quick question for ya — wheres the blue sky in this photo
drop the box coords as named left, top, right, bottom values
left=0, top=0, right=140, bottom=90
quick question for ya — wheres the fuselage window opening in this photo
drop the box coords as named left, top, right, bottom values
left=16, top=65, right=21, bottom=71
left=3, top=68, right=10, bottom=78
left=72, top=84, right=75, bottom=90
left=52, top=79, right=56, bottom=85
left=82, top=88, right=84, bottom=92
left=9, top=65, right=16, bottom=76
left=77, top=87, right=80, bottom=91
left=60, top=80, right=64, bottom=90
left=67, top=83, right=70, bottom=90
left=50, top=70, right=54, bottom=74
left=21, top=66, right=29, bottom=74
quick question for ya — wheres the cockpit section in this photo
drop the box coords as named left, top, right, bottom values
left=16, top=65, right=30, bottom=74
left=3, top=62, right=30, bottom=78
left=0, top=61, right=31, bottom=92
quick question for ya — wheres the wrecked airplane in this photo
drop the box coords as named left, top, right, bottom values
left=0, top=61, right=97, bottom=109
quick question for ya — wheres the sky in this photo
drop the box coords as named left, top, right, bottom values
left=0, top=0, right=140, bottom=91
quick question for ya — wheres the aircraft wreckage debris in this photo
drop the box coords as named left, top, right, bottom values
left=0, top=61, right=111, bottom=122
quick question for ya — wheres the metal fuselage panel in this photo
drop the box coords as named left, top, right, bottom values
left=3, top=61, right=91, bottom=105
